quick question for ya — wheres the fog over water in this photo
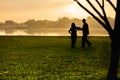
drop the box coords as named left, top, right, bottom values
left=0, top=17, right=114, bottom=36
left=0, top=29, right=108, bottom=36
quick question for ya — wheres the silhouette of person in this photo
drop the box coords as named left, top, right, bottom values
left=81, top=19, right=91, bottom=48
left=69, top=23, right=81, bottom=48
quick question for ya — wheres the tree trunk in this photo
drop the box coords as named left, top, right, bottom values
left=106, top=31, right=120, bottom=80
left=106, top=1, right=120, bottom=79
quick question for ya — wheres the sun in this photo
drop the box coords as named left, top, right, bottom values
left=64, top=3, right=89, bottom=19
left=65, top=3, right=78, bottom=13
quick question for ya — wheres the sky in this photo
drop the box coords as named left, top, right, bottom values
left=0, top=0, right=116, bottom=23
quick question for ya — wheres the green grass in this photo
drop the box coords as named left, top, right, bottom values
left=0, top=36, right=119, bottom=80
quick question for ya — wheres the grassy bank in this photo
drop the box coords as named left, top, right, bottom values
left=0, top=36, right=119, bottom=80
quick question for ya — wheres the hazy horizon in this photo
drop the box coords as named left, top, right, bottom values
left=0, top=0, right=116, bottom=36
left=0, top=17, right=113, bottom=36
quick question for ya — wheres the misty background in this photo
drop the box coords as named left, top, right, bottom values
left=0, top=17, right=114, bottom=36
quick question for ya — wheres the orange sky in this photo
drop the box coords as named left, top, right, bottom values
left=0, top=0, right=116, bottom=23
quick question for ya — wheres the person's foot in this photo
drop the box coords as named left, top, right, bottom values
left=88, top=43, right=92, bottom=47
left=71, top=46, right=75, bottom=48
left=81, top=46, right=85, bottom=48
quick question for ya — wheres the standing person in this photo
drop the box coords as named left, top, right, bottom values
left=81, top=19, right=91, bottom=48
left=69, top=23, right=81, bottom=48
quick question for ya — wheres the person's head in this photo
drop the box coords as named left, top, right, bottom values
left=71, top=23, right=75, bottom=27
left=82, top=19, right=86, bottom=23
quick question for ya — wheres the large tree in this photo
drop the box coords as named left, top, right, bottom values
left=73, top=0, right=120, bottom=80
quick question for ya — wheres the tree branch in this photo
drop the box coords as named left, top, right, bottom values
left=86, top=0, right=104, bottom=19
left=74, top=0, right=105, bottom=25
left=102, top=0, right=104, bottom=7
left=96, top=0, right=102, bottom=8
left=96, top=0, right=112, bottom=31
left=95, top=0, right=106, bottom=19
left=106, top=0, right=116, bottom=11
left=74, top=0, right=113, bottom=35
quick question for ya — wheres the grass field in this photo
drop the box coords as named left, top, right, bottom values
left=0, top=36, right=120, bottom=80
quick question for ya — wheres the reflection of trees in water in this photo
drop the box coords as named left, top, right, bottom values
left=0, top=17, right=114, bottom=36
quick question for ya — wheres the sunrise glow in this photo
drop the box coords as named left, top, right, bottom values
left=0, top=0, right=116, bottom=23
left=0, top=0, right=116, bottom=36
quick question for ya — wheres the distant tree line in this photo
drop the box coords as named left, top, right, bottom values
left=0, top=17, right=114, bottom=35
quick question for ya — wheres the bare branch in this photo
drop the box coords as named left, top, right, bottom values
left=86, top=0, right=104, bottom=19
left=95, top=0, right=107, bottom=18
left=106, top=0, right=116, bottom=11
left=102, top=0, right=104, bottom=7
left=96, top=0, right=102, bottom=8
left=74, top=1, right=106, bottom=28
left=74, top=0, right=113, bottom=34
left=95, top=0, right=112, bottom=31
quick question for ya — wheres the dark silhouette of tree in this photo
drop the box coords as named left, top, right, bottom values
left=74, top=0, right=120, bottom=80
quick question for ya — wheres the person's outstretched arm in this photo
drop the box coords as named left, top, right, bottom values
left=76, top=27, right=82, bottom=30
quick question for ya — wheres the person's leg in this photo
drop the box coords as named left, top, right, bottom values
left=86, top=36, right=91, bottom=47
left=71, top=38, right=74, bottom=48
left=74, top=37, right=77, bottom=47
left=71, top=36, right=76, bottom=48
left=82, top=36, right=85, bottom=48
